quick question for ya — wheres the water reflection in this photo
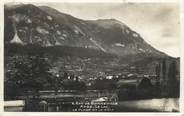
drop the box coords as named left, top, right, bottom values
left=117, top=98, right=179, bottom=112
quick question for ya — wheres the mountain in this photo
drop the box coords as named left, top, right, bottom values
left=5, top=4, right=179, bottom=80
left=4, top=4, right=167, bottom=57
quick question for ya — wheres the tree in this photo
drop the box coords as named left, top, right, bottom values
left=24, top=54, right=52, bottom=90
left=167, top=61, right=179, bottom=97
left=137, top=77, right=154, bottom=99
left=5, top=53, right=52, bottom=99
left=161, top=59, right=167, bottom=97
left=92, top=79, right=117, bottom=90
left=162, top=59, right=166, bottom=80
left=62, top=78, right=86, bottom=91
left=155, top=63, right=161, bottom=97
left=156, top=63, right=161, bottom=77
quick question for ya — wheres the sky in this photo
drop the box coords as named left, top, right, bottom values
left=7, top=2, right=181, bottom=57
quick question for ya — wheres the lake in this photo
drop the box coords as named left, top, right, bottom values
left=4, top=98, right=179, bottom=112
left=115, top=98, right=179, bottom=112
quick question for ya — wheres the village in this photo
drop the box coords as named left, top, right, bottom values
left=4, top=55, right=179, bottom=112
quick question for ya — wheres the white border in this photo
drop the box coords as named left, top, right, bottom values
left=0, top=0, right=4, bottom=115
left=1, top=0, right=181, bottom=3
left=1, top=0, right=183, bottom=116
left=180, top=0, right=184, bottom=113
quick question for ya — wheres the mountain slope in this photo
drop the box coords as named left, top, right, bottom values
left=4, top=4, right=167, bottom=57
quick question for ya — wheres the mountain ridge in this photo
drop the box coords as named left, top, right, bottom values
left=5, top=4, right=168, bottom=58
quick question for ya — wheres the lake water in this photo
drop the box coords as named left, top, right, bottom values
left=116, top=98, right=179, bottom=112
left=4, top=98, right=179, bottom=112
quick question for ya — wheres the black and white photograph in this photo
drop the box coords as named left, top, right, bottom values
left=3, top=1, right=181, bottom=112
